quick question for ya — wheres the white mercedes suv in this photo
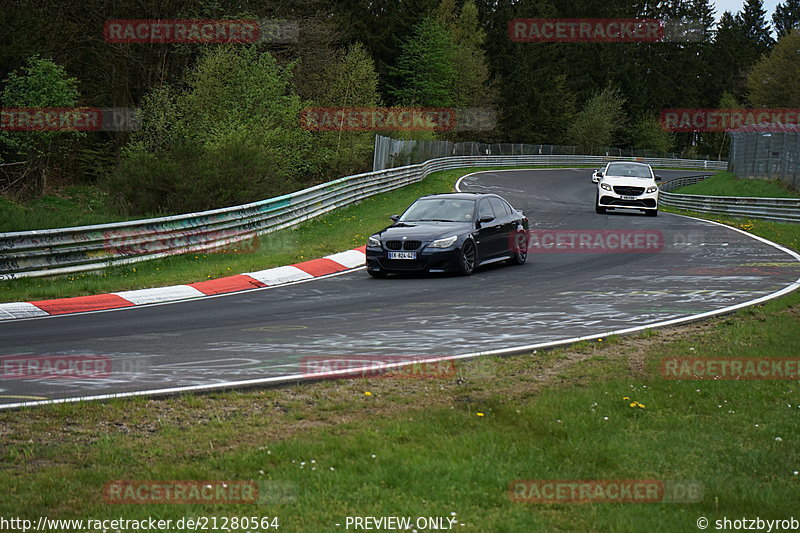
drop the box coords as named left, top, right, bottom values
left=595, top=162, right=660, bottom=217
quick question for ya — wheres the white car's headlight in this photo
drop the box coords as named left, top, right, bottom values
left=429, top=235, right=458, bottom=248
left=368, top=236, right=381, bottom=247
left=600, top=183, right=612, bottom=191
left=646, top=186, right=658, bottom=193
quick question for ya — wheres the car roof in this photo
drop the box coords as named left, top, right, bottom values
left=416, top=192, right=500, bottom=201
left=606, top=161, right=652, bottom=168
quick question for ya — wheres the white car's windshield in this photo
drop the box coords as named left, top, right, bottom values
left=606, top=163, right=652, bottom=178
left=399, top=198, right=475, bottom=222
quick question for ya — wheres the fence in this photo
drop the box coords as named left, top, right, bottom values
left=0, top=155, right=729, bottom=279
left=659, top=174, right=800, bottom=223
left=728, top=124, right=800, bottom=190
left=372, top=134, right=722, bottom=171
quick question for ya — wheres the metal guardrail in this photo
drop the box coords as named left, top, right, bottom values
left=372, top=133, right=726, bottom=171
left=657, top=174, right=712, bottom=191
left=659, top=174, right=800, bottom=223
left=0, top=155, right=728, bottom=279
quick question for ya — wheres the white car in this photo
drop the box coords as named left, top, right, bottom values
left=595, top=162, right=660, bottom=217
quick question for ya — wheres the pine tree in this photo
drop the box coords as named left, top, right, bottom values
left=737, top=0, right=775, bottom=55
left=710, top=11, right=751, bottom=102
left=388, top=17, right=457, bottom=107
left=773, top=0, right=800, bottom=37
left=436, top=0, right=496, bottom=109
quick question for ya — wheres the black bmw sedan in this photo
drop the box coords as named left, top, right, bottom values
left=365, top=193, right=529, bottom=277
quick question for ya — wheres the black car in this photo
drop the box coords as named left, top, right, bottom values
left=365, top=193, right=529, bottom=277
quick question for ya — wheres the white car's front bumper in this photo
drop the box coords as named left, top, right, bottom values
left=597, top=184, right=658, bottom=210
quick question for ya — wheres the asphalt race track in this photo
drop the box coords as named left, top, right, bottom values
left=1, top=168, right=799, bottom=408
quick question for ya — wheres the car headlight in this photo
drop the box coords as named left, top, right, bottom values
left=600, top=183, right=612, bottom=191
left=368, top=236, right=381, bottom=247
left=646, top=186, right=658, bottom=193
left=428, top=235, right=458, bottom=248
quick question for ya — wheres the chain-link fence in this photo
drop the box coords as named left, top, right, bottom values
left=372, top=135, right=722, bottom=171
left=728, top=124, right=800, bottom=190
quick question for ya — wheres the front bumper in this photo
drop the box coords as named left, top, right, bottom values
left=598, top=190, right=658, bottom=210
left=366, top=245, right=462, bottom=274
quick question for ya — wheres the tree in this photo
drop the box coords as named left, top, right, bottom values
left=311, top=43, right=381, bottom=109
left=440, top=0, right=496, bottom=109
left=737, top=0, right=775, bottom=56
left=0, top=55, right=82, bottom=195
left=388, top=17, right=457, bottom=107
left=629, top=116, right=676, bottom=155
left=773, top=0, right=800, bottom=37
left=747, top=29, right=800, bottom=107
left=111, top=46, right=316, bottom=214
left=310, top=43, right=382, bottom=176
left=710, top=11, right=751, bottom=102
left=567, top=87, right=627, bottom=154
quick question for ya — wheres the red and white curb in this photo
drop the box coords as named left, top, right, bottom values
left=0, top=247, right=367, bottom=321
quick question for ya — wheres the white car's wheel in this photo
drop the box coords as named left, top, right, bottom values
left=595, top=193, right=606, bottom=214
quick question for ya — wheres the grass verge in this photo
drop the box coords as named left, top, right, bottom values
left=672, top=171, right=800, bottom=198
left=0, top=186, right=138, bottom=232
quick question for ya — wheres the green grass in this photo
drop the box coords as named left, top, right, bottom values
left=673, top=171, right=800, bottom=198
left=0, top=186, right=141, bottom=232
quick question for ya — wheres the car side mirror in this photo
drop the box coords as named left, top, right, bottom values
left=478, top=215, right=495, bottom=224
left=596, top=172, right=603, bottom=177
left=390, top=215, right=399, bottom=222
left=655, top=175, right=662, bottom=181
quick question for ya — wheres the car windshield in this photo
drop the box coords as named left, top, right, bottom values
left=606, top=163, right=652, bottom=178
left=399, top=198, right=475, bottom=222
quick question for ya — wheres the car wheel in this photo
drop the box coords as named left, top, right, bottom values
left=646, top=209, right=658, bottom=217
left=509, top=229, right=528, bottom=265
left=595, top=193, right=606, bottom=214
left=458, top=239, right=476, bottom=275
left=367, top=269, right=387, bottom=278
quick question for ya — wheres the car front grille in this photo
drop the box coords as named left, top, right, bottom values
left=613, top=186, right=645, bottom=196
left=386, top=240, right=421, bottom=250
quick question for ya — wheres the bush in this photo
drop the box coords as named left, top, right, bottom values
left=111, top=46, right=315, bottom=215
left=109, top=135, right=299, bottom=215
